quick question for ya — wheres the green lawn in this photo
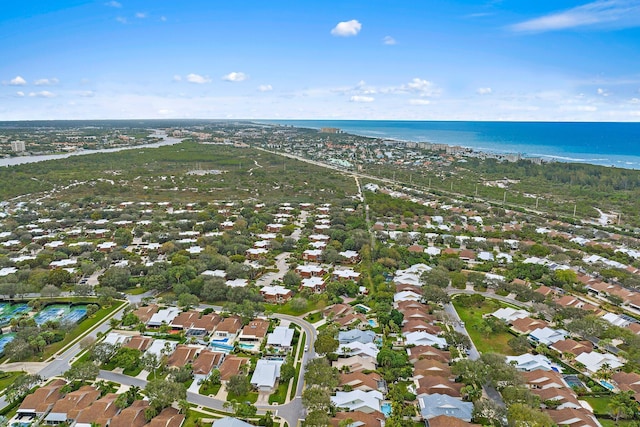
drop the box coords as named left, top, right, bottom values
left=265, top=299, right=325, bottom=316
left=453, top=297, right=516, bottom=355
left=0, top=371, right=26, bottom=394
left=226, top=391, right=258, bottom=404
left=599, top=420, right=637, bottom=427
left=583, top=396, right=612, bottom=415
left=199, top=382, right=221, bottom=396
left=303, top=312, right=322, bottom=323
left=183, top=410, right=216, bottom=427
left=269, top=381, right=288, bottom=404
left=125, top=287, right=148, bottom=295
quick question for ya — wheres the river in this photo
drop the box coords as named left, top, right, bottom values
left=0, top=130, right=184, bottom=167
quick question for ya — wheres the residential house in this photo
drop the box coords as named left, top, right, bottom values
left=212, top=417, right=255, bottom=427
left=331, top=390, right=383, bottom=414
left=413, top=359, right=452, bottom=378
left=250, top=359, right=284, bottom=392
left=511, top=317, right=548, bottom=335
left=427, top=415, right=481, bottom=427
left=339, top=372, right=384, bottom=392
left=575, top=351, right=623, bottom=374
left=214, top=316, right=242, bottom=339
left=192, top=350, right=225, bottom=379
left=74, top=394, right=119, bottom=427
left=266, top=326, right=294, bottom=350
left=332, top=355, right=377, bottom=373
left=505, top=354, right=554, bottom=372
left=301, top=277, right=326, bottom=293
left=491, top=307, right=529, bottom=323
left=109, top=400, right=150, bottom=427
left=17, top=379, right=66, bottom=419
left=219, top=356, right=249, bottom=381
left=148, top=407, right=185, bottom=427
left=418, top=393, right=473, bottom=422
left=167, top=345, right=201, bottom=369
left=132, top=304, right=159, bottom=324
left=551, top=339, right=594, bottom=357
left=338, top=329, right=376, bottom=345
left=331, top=411, right=384, bottom=427
left=238, top=319, right=269, bottom=352
left=260, top=285, right=293, bottom=303
left=123, top=335, right=153, bottom=352
left=147, top=307, right=181, bottom=327
left=44, top=385, right=100, bottom=424
left=547, top=408, right=600, bottom=427
left=407, top=345, right=450, bottom=364
left=415, top=376, right=463, bottom=397
left=523, top=370, right=567, bottom=390
left=404, top=331, right=447, bottom=348
left=529, top=327, right=568, bottom=346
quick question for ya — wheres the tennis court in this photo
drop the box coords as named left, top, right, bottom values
left=34, top=304, right=87, bottom=325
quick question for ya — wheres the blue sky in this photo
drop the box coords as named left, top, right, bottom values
left=1, top=0, right=640, bottom=121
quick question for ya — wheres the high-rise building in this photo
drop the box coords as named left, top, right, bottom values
left=10, top=140, right=25, bottom=152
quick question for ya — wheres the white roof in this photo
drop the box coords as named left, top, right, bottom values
left=506, top=354, right=553, bottom=372
left=148, top=307, right=181, bottom=326
left=0, top=267, right=17, bottom=277
left=145, top=339, right=177, bottom=357
left=491, top=307, right=529, bottom=323
left=202, top=269, right=226, bottom=278
left=250, top=359, right=284, bottom=389
left=226, top=279, right=248, bottom=288
left=601, top=312, right=630, bottom=327
left=301, top=277, right=324, bottom=288
left=103, top=332, right=129, bottom=346
left=575, top=351, right=623, bottom=373
left=266, top=326, right=294, bottom=347
left=529, top=327, right=568, bottom=346
left=260, top=285, right=291, bottom=296
left=336, top=341, right=379, bottom=359
left=404, top=331, right=447, bottom=348
left=394, top=290, right=422, bottom=303
left=331, top=390, right=383, bottom=413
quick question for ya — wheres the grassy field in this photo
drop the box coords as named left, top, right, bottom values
left=453, top=297, right=516, bottom=356
left=199, top=382, right=221, bottom=396
left=583, top=396, right=613, bottom=416
left=265, top=299, right=325, bottom=316
left=303, top=312, right=322, bottom=323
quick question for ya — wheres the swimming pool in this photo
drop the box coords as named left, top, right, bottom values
left=600, top=380, right=615, bottom=391
left=238, top=343, right=254, bottom=350
left=381, top=402, right=392, bottom=417
left=368, top=319, right=379, bottom=327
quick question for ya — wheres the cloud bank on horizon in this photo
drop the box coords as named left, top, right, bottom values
left=1, top=0, right=640, bottom=121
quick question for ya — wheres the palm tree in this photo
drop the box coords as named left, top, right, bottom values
left=178, top=399, right=190, bottom=415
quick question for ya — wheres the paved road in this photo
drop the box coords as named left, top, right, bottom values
left=0, top=291, right=154, bottom=411
left=98, top=312, right=315, bottom=427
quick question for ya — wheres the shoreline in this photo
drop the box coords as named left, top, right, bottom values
left=261, top=120, right=640, bottom=170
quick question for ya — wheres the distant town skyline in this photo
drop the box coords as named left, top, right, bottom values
left=2, top=0, right=640, bottom=121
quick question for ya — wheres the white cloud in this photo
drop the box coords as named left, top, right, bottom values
left=105, top=1, right=121, bottom=7
left=409, top=99, right=431, bottom=105
left=135, top=12, right=147, bottom=19
left=630, top=97, right=640, bottom=104
left=223, top=72, right=247, bottom=82
left=172, top=75, right=182, bottom=82
left=34, top=78, right=59, bottom=86
left=258, top=84, right=273, bottom=92
left=350, top=95, right=374, bottom=103
left=477, top=87, right=493, bottom=95
left=116, top=16, right=128, bottom=24
left=401, top=78, right=437, bottom=95
left=383, top=36, right=397, bottom=45
left=331, top=19, right=362, bottom=37
left=28, top=91, right=55, bottom=98
left=15, top=91, right=24, bottom=97
left=597, top=87, right=610, bottom=96
left=186, top=73, right=211, bottom=84
left=9, top=76, right=27, bottom=86
left=509, top=0, right=640, bottom=33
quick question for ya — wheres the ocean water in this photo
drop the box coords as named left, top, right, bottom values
left=264, top=120, right=640, bottom=169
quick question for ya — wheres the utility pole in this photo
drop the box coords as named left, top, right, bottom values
left=573, top=204, right=577, bottom=217
left=535, top=197, right=539, bottom=209
left=503, top=191, right=506, bottom=204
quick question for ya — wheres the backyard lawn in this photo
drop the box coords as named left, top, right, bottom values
left=452, top=297, right=516, bottom=356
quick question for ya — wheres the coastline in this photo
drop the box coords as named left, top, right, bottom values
left=261, top=119, right=640, bottom=170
